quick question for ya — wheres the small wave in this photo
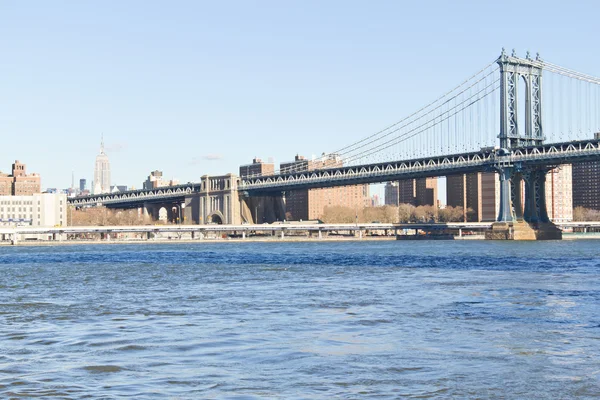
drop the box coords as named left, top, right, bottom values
left=82, top=365, right=125, bottom=373
left=116, top=344, right=147, bottom=351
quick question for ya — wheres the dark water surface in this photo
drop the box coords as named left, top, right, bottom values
left=1, top=240, right=599, bottom=399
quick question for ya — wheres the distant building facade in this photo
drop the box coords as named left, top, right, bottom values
left=111, top=185, right=128, bottom=193
left=395, top=178, right=438, bottom=207
left=571, top=133, right=600, bottom=211
left=447, top=172, right=499, bottom=222
left=0, top=173, right=12, bottom=196
left=384, top=182, right=399, bottom=206
left=239, top=158, right=275, bottom=178
left=143, top=170, right=179, bottom=190
left=572, top=161, right=600, bottom=211
left=546, top=165, right=573, bottom=222
left=93, top=138, right=111, bottom=194
left=447, top=168, right=571, bottom=223
left=79, top=179, right=87, bottom=192
left=370, top=194, right=380, bottom=207
left=0, top=193, right=67, bottom=227
left=0, top=160, right=41, bottom=196
left=274, top=154, right=370, bottom=221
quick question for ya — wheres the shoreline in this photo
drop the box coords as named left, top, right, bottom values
left=0, top=235, right=398, bottom=246
left=1, top=232, right=598, bottom=246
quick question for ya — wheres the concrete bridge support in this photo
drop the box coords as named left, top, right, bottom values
left=142, top=203, right=161, bottom=222
left=241, top=194, right=286, bottom=224
left=489, top=166, right=561, bottom=240
left=196, top=174, right=242, bottom=225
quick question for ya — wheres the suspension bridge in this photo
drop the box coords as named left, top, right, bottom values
left=70, top=49, right=600, bottom=235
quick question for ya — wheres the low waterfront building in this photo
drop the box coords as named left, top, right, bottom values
left=0, top=193, right=67, bottom=227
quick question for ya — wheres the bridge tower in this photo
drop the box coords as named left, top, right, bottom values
left=492, top=50, right=560, bottom=238
left=498, top=48, right=544, bottom=148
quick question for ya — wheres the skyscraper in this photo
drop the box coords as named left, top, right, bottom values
left=93, top=137, right=111, bottom=194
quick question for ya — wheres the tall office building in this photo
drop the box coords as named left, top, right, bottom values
left=93, top=137, right=111, bottom=194
left=79, top=179, right=86, bottom=192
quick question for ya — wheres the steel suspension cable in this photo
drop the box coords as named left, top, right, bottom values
left=343, top=82, right=500, bottom=164
left=337, top=77, right=500, bottom=164
left=328, top=61, right=498, bottom=156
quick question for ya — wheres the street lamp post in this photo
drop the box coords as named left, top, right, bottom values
left=181, top=202, right=186, bottom=224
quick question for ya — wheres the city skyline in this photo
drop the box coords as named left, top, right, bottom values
left=2, top=1, right=599, bottom=191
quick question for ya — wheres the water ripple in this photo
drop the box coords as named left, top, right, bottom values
left=0, top=240, right=599, bottom=398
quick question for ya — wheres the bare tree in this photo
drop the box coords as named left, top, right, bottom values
left=573, top=206, right=600, bottom=221
left=71, top=206, right=149, bottom=226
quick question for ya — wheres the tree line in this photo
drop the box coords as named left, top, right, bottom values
left=319, top=204, right=469, bottom=224
left=573, top=206, right=600, bottom=221
left=69, top=207, right=148, bottom=226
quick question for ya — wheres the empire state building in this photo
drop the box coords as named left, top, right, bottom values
left=93, top=137, right=111, bottom=194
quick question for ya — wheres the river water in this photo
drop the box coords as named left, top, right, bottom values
left=0, top=240, right=599, bottom=399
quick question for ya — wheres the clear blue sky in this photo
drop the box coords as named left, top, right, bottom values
left=1, top=0, right=598, bottom=192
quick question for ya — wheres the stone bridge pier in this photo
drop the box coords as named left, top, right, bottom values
left=490, top=165, right=561, bottom=240
left=140, top=201, right=187, bottom=224
left=240, top=194, right=286, bottom=224
left=133, top=174, right=288, bottom=225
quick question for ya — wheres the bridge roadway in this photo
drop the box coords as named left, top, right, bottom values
left=240, top=138, right=600, bottom=194
left=68, top=138, right=600, bottom=208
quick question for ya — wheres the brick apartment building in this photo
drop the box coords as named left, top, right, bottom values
left=0, top=160, right=41, bottom=196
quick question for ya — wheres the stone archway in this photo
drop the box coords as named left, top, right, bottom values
left=158, top=207, right=168, bottom=223
left=207, top=211, right=225, bottom=225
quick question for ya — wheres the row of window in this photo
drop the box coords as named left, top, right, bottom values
left=0, top=200, right=38, bottom=205
left=0, top=214, right=40, bottom=220
left=0, top=207, right=37, bottom=212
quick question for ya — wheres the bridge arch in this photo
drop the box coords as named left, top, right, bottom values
left=207, top=211, right=225, bottom=224
left=158, top=207, right=168, bottom=222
